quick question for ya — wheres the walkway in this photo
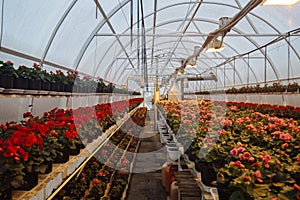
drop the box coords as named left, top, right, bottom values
left=126, top=110, right=168, bottom=200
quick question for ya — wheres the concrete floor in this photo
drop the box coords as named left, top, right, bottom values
left=126, top=111, right=168, bottom=200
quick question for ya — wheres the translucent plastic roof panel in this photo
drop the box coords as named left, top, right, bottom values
left=2, top=0, right=70, bottom=58
left=46, top=0, right=101, bottom=68
left=1, top=0, right=300, bottom=90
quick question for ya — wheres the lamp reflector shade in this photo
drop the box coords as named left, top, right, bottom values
left=262, top=0, right=300, bottom=5
left=206, top=39, right=224, bottom=53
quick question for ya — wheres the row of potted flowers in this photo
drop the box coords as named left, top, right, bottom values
left=195, top=82, right=300, bottom=95
left=0, top=60, right=140, bottom=95
left=53, top=107, right=147, bottom=199
left=158, top=99, right=300, bottom=200
left=0, top=98, right=143, bottom=199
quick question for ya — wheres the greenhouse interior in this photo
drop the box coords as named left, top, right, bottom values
left=0, top=0, right=300, bottom=199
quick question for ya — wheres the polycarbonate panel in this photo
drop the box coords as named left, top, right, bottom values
left=253, top=5, right=300, bottom=33
left=267, top=40, right=289, bottom=80
left=46, top=0, right=102, bottom=68
left=197, top=2, right=240, bottom=23
left=0, top=97, right=31, bottom=124
left=0, top=52, right=33, bottom=68
left=0, top=0, right=300, bottom=91
left=290, top=36, right=300, bottom=80
left=2, top=0, right=69, bottom=58
left=246, top=58, right=265, bottom=84
left=32, top=97, right=67, bottom=117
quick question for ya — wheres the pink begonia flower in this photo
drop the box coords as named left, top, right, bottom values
left=254, top=170, right=263, bottom=183
left=237, top=147, right=245, bottom=153
left=218, top=129, right=226, bottom=135
left=279, top=133, right=292, bottom=141
left=230, top=148, right=238, bottom=156
left=248, top=157, right=255, bottom=162
left=91, top=178, right=101, bottom=187
left=230, top=106, right=238, bottom=111
left=243, top=152, right=251, bottom=160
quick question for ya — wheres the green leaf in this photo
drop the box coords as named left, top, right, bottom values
left=253, top=184, right=269, bottom=199
left=272, top=182, right=285, bottom=187
left=230, top=191, right=245, bottom=200
left=277, top=193, right=290, bottom=200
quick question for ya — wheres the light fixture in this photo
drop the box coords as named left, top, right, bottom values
left=206, top=38, right=225, bottom=53
left=262, top=0, right=300, bottom=5
left=186, top=59, right=197, bottom=68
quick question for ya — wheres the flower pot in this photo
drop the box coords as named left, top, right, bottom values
left=64, top=84, right=73, bottom=93
left=78, top=141, right=85, bottom=149
left=50, top=82, right=59, bottom=91
left=0, top=75, right=13, bottom=89
left=54, top=148, right=70, bottom=163
left=217, top=186, right=234, bottom=200
left=0, top=187, right=12, bottom=200
left=73, top=84, right=82, bottom=93
left=165, top=165, right=178, bottom=194
left=96, top=86, right=103, bottom=93
left=16, top=171, right=38, bottom=191
left=35, top=160, right=53, bottom=174
left=41, top=81, right=50, bottom=91
left=59, top=84, right=65, bottom=92
left=170, top=181, right=179, bottom=200
left=70, top=143, right=81, bottom=155
left=167, top=147, right=180, bottom=161
left=13, top=77, right=28, bottom=90
left=28, top=79, right=41, bottom=90
left=287, top=88, right=298, bottom=92
left=200, top=163, right=217, bottom=187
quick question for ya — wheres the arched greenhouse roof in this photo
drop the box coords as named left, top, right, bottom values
left=0, top=0, right=299, bottom=91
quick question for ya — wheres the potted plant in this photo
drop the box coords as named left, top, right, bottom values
left=40, top=69, right=51, bottom=91
left=26, top=63, right=44, bottom=90
left=65, top=70, right=79, bottom=92
left=49, top=70, right=67, bottom=92
left=287, top=82, right=299, bottom=92
left=82, top=75, right=97, bottom=93
left=0, top=60, right=16, bottom=89
left=96, top=77, right=105, bottom=93
left=0, top=123, right=27, bottom=198
left=106, top=82, right=115, bottom=93
left=13, top=65, right=31, bottom=90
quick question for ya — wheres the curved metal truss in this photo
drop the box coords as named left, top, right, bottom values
left=1, top=0, right=299, bottom=91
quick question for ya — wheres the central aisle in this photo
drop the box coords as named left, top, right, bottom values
left=126, top=110, right=168, bottom=200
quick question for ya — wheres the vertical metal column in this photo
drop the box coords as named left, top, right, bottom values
left=233, top=58, right=236, bottom=87
left=247, top=54, right=250, bottom=86
left=288, top=34, right=291, bottom=83
left=223, top=63, right=226, bottom=88
left=215, top=68, right=218, bottom=89
left=264, top=46, right=267, bottom=84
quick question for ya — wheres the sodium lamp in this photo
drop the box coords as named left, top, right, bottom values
left=206, top=39, right=224, bottom=53
left=262, top=0, right=300, bottom=5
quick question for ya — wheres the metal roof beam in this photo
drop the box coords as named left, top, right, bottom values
left=93, top=0, right=137, bottom=74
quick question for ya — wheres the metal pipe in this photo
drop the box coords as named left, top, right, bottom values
left=95, top=33, right=299, bottom=37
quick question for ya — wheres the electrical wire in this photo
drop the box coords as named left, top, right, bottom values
left=0, top=0, right=4, bottom=49
left=117, top=0, right=130, bottom=27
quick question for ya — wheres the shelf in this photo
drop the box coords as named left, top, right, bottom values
left=0, top=88, right=133, bottom=97
left=11, top=106, right=140, bottom=200
left=156, top=107, right=218, bottom=200
left=193, top=93, right=300, bottom=107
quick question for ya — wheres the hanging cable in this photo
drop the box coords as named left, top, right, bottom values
left=162, top=0, right=264, bottom=97
left=130, top=0, right=133, bottom=47
left=95, top=1, right=98, bottom=19
left=140, top=0, right=148, bottom=91
left=93, top=37, right=98, bottom=77
left=0, top=0, right=4, bottom=49
left=137, top=0, right=140, bottom=72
